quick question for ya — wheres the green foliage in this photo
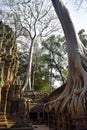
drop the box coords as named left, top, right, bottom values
left=17, top=34, right=68, bottom=91
left=32, top=44, right=49, bottom=91
left=41, top=35, right=68, bottom=84
left=16, top=29, right=87, bottom=91
left=35, top=85, right=49, bottom=93
left=40, top=86, right=49, bottom=93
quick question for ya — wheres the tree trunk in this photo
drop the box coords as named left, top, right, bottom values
left=32, top=70, right=35, bottom=90
left=22, top=40, right=35, bottom=92
left=51, top=0, right=87, bottom=129
left=49, top=68, right=53, bottom=93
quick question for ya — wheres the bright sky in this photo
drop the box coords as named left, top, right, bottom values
left=0, top=0, right=87, bottom=34
left=65, top=0, right=87, bottom=33
left=0, top=0, right=87, bottom=88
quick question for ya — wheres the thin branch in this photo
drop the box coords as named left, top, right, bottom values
left=17, top=0, right=31, bottom=5
left=38, top=5, right=52, bottom=21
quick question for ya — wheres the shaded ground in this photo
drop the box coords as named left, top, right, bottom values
left=7, top=117, right=50, bottom=130
left=33, top=125, right=49, bottom=130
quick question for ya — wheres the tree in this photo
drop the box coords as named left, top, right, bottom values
left=50, top=0, right=87, bottom=129
left=17, top=30, right=87, bottom=93
left=32, top=53, right=50, bottom=92
left=42, top=35, right=68, bottom=85
left=3, top=0, right=59, bottom=92
left=17, top=42, right=51, bottom=93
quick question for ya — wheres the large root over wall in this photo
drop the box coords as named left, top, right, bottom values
left=48, top=0, right=87, bottom=129
left=44, top=41, right=87, bottom=129
left=51, top=0, right=87, bottom=116
left=50, top=40, right=87, bottom=129
left=54, top=39, right=87, bottom=114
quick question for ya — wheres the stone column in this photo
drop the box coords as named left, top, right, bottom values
left=0, top=86, right=9, bottom=127
left=0, top=88, right=1, bottom=111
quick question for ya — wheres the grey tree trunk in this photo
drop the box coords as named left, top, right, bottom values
left=22, top=40, right=35, bottom=92
left=50, top=0, right=87, bottom=129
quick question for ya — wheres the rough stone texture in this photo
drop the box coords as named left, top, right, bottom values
left=0, top=21, right=18, bottom=87
left=0, top=21, right=18, bottom=128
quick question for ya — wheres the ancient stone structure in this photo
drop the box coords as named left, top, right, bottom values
left=7, top=86, right=47, bottom=127
left=42, top=0, right=87, bottom=129
left=0, top=21, right=48, bottom=129
left=0, top=21, right=18, bottom=127
left=23, top=91, right=48, bottom=124
left=43, top=84, right=87, bottom=130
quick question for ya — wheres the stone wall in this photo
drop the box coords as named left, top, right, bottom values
left=0, top=21, right=18, bottom=87
left=0, top=21, right=19, bottom=127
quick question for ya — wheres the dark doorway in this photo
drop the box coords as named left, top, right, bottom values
left=30, top=112, right=37, bottom=122
left=10, top=101, right=18, bottom=116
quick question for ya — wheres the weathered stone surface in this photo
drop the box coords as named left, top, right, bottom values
left=0, top=21, right=18, bottom=128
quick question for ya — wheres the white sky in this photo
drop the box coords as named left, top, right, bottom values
left=0, top=0, right=87, bottom=33
left=65, top=0, right=87, bottom=33
left=0, top=0, right=87, bottom=88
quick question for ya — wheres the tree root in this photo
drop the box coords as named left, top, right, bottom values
left=74, top=88, right=83, bottom=95
left=80, top=88, right=87, bottom=99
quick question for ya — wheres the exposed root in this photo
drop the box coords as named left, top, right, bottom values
left=55, top=95, right=65, bottom=102
left=49, top=0, right=87, bottom=129
left=43, top=100, right=55, bottom=112
left=74, top=88, right=83, bottom=95
left=44, top=4, right=87, bottom=129
left=80, top=88, right=87, bottom=99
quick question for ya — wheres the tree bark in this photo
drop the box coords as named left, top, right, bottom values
left=32, top=70, right=35, bottom=90
left=22, top=40, right=35, bottom=92
left=50, top=0, right=87, bottom=129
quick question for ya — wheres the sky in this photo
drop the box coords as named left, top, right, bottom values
left=0, top=0, right=87, bottom=34
left=0, top=0, right=87, bottom=87
left=65, top=0, right=87, bottom=33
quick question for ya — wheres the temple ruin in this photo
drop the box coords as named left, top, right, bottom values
left=0, top=21, right=18, bottom=127
left=0, top=22, right=48, bottom=129
left=0, top=12, right=87, bottom=129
